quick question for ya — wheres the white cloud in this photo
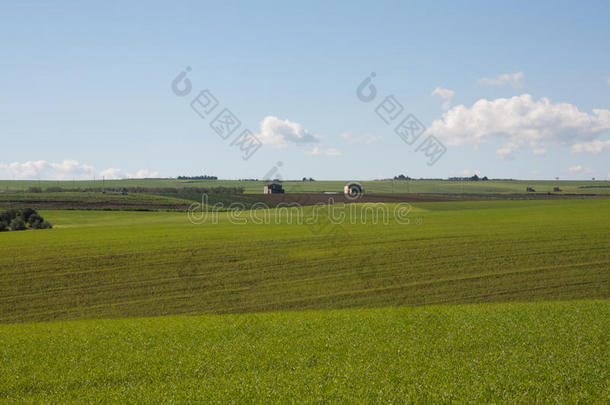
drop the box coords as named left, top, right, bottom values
left=99, top=168, right=123, bottom=180
left=478, top=72, right=524, bottom=88
left=0, top=159, right=159, bottom=180
left=426, top=94, right=610, bottom=157
left=495, top=140, right=523, bottom=157
left=431, top=87, right=454, bottom=110
left=256, top=116, right=319, bottom=147
left=306, top=146, right=341, bottom=156
left=340, top=132, right=382, bottom=144
left=571, top=139, right=610, bottom=154
left=126, top=169, right=159, bottom=179
left=607, top=76, right=610, bottom=86
left=0, top=159, right=94, bottom=180
left=568, top=165, right=582, bottom=173
left=568, top=165, right=595, bottom=175
left=100, top=168, right=159, bottom=179
left=456, top=169, right=480, bottom=177
left=532, top=148, right=547, bottom=155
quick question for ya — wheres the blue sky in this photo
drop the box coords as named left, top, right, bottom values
left=1, top=0, right=609, bottom=180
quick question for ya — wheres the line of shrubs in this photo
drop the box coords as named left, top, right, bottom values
left=0, top=208, right=52, bottom=232
left=177, top=175, right=218, bottom=180
left=124, top=186, right=245, bottom=194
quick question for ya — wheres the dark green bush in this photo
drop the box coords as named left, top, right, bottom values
left=21, top=208, right=37, bottom=222
left=39, top=221, right=53, bottom=229
left=28, top=214, right=43, bottom=229
left=0, top=208, right=52, bottom=232
left=10, top=217, right=26, bottom=231
left=0, top=209, right=19, bottom=224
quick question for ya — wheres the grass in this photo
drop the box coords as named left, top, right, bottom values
left=1, top=178, right=609, bottom=194
left=0, top=300, right=607, bottom=403
left=1, top=199, right=608, bottom=323
left=1, top=198, right=608, bottom=403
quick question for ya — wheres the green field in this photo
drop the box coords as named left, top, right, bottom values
left=1, top=301, right=607, bottom=403
left=1, top=178, right=609, bottom=194
left=1, top=199, right=608, bottom=323
left=1, top=198, right=608, bottom=402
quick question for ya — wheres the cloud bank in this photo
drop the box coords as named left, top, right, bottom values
left=0, top=160, right=158, bottom=180
left=426, top=94, right=610, bottom=156
left=0, top=160, right=94, bottom=180
left=571, top=139, right=610, bottom=154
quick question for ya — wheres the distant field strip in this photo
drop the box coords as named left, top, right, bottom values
left=0, top=301, right=608, bottom=403
left=1, top=178, right=609, bottom=194
left=0, top=192, right=191, bottom=210
left=0, top=199, right=608, bottom=323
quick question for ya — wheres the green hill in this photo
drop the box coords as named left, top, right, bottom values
left=1, top=199, right=608, bottom=323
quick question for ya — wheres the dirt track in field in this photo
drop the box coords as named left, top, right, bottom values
left=242, top=193, right=608, bottom=206
left=2, top=193, right=605, bottom=211
left=242, top=193, right=467, bottom=205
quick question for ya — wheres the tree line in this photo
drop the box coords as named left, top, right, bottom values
left=0, top=208, right=52, bottom=232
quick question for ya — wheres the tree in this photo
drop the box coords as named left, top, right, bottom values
left=10, top=217, right=26, bottom=231
left=0, top=208, right=51, bottom=231
left=21, top=208, right=37, bottom=222
left=39, top=221, right=52, bottom=229
left=28, top=213, right=44, bottom=229
left=0, top=209, right=18, bottom=224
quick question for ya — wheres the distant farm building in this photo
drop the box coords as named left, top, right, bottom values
left=526, top=187, right=536, bottom=192
left=263, top=183, right=284, bottom=194
left=553, top=187, right=562, bottom=192
left=344, top=182, right=363, bottom=198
